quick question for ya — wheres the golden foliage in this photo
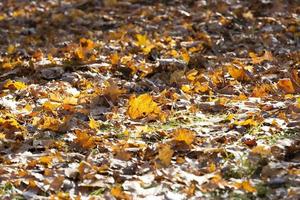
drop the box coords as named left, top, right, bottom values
left=127, top=94, right=161, bottom=120
left=172, top=128, right=196, bottom=145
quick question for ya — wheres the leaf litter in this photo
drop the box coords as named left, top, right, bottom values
left=0, top=0, right=299, bottom=199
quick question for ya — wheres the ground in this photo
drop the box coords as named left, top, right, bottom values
left=0, top=0, right=300, bottom=199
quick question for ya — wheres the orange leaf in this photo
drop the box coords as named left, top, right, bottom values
left=74, top=130, right=95, bottom=149
left=127, top=94, right=161, bottom=120
left=278, top=78, right=295, bottom=94
left=39, top=156, right=53, bottom=166
left=249, top=51, right=273, bottom=64
left=157, top=144, right=174, bottom=167
left=110, top=52, right=119, bottom=65
left=111, top=185, right=131, bottom=200
left=172, top=128, right=196, bottom=145
left=242, top=180, right=256, bottom=193
left=227, top=65, right=249, bottom=81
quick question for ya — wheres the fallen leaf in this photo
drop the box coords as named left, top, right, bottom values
left=278, top=78, right=295, bottom=94
left=249, top=51, right=273, bottom=64
left=172, top=128, right=196, bottom=145
left=157, top=144, right=174, bottom=167
left=227, top=65, right=250, bottom=81
left=127, top=94, right=161, bottom=120
left=89, top=117, right=101, bottom=130
left=4, top=80, right=27, bottom=90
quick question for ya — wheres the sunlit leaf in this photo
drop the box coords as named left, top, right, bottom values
left=127, top=93, right=161, bottom=120
left=227, top=65, right=250, bottom=81
left=278, top=78, right=295, bottom=94
left=251, top=145, right=271, bottom=156
left=249, top=51, right=273, bottom=64
left=172, top=128, right=195, bottom=145
left=157, top=144, right=174, bottom=167
left=110, top=52, right=119, bottom=65
left=89, top=117, right=100, bottom=130
left=111, top=185, right=131, bottom=200
left=74, top=129, right=96, bottom=149
left=4, top=80, right=27, bottom=90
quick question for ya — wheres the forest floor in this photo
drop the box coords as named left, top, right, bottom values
left=0, top=0, right=299, bottom=199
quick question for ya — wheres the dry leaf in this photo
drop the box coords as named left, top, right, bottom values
left=278, top=78, right=295, bottom=94
left=227, top=65, right=250, bottom=81
left=172, top=128, right=196, bottom=145
left=111, top=185, right=131, bottom=200
left=251, top=145, right=271, bottom=156
left=249, top=51, right=273, bottom=64
left=4, top=80, right=27, bottom=90
left=127, top=94, right=160, bottom=120
left=157, top=144, right=174, bottom=167
left=74, top=130, right=96, bottom=149
left=89, top=117, right=100, bottom=130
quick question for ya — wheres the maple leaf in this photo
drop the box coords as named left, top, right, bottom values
left=234, top=180, right=256, bottom=193
left=4, top=80, right=27, bottom=90
left=39, top=156, right=53, bottom=167
left=74, top=129, right=96, bottom=149
left=227, top=65, right=250, bottom=81
left=157, top=144, right=174, bottom=167
left=127, top=94, right=161, bottom=120
left=110, top=52, right=119, bottom=65
left=277, top=78, right=295, bottom=94
left=251, top=145, right=271, bottom=156
left=37, top=117, right=61, bottom=131
left=80, top=38, right=95, bottom=50
left=172, top=128, right=196, bottom=145
left=249, top=51, right=273, bottom=64
left=89, top=117, right=100, bottom=130
left=111, top=185, right=131, bottom=200
left=135, top=34, right=154, bottom=54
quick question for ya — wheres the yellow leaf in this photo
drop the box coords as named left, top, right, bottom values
left=181, top=84, right=192, bottom=93
left=242, top=180, right=256, bottom=193
left=63, top=97, right=78, bottom=105
left=127, top=94, right=160, bottom=120
left=172, top=128, right=195, bottom=145
left=74, top=47, right=85, bottom=60
left=111, top=185, right=131, bottom=200
left=43, top=101, right=60, bottom=111
left=136, top=34, right=149, bottom=47
left=39, top=117, right=60, bottom=131
left=158, top=144, right=174, bottom=167
left=251, top=145, right=271, bottom=156
left=181, top=50, right=190, bottom=63
left=227, top=65, right=250, bottom=81
left=249, top=51, right=273, bottom=64
left=74, top=130, right=95, bottom=149
left=208, top=163, right=216, bottom=173
left=24, top=104, right=32, bottom=112
left=186, top=69, right=198, bottom=82
left=252, top=84, right=272, bottom=97
left=278, top=78, right=295, bottom=94
left=194, top=82, right=210, bottom=93
left=7, top=44, right=16, bottom=54
left=110, top=52, right=119, bottom=65
left=80, top=38, right=94, bottom=50
left=4, top=80, right=27, bottom=90
left=0, top=132, right=6, bottom=140
left=226, top=113, right=235, bottom=121
left=89, top=117, right=100, bottom=130
left=39, top=156, right=53, bottom=166
left=135, top=34, right=154, bottom=54
left=238, top=118, right=257, bottom=127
